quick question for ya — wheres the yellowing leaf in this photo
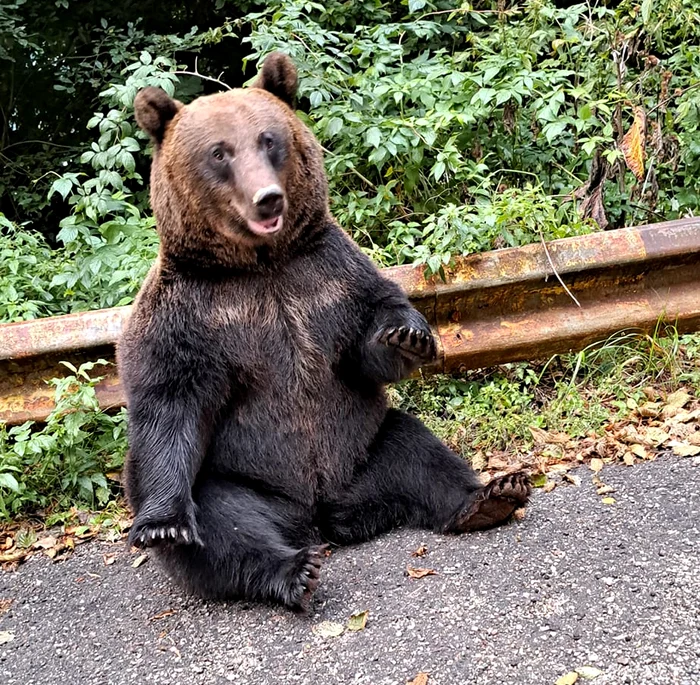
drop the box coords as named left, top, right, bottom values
left=590, top=458, right=604, bottom=473
left=644, top=427, right=669, bottom=447
left=623, top=452, right=636, bottom=466
left=577, top=666, right=604, bottom=680
left=620, top=106, right=646, bottom=181
left=131, top=554, right=148, bottom=568
left=637, top=401, right=661, bottom=418
left=630, top=444, right=648, bottom=459
left=347, top=610, right=369, bottom=632
left=556, top=672, right=579, bottom=685
left=671, top=442, right=700, bottom=457
left=602, top=497, right=616, bottom=505
left=313, top=621, right=345, bottom=638
left=532, top=473, right=548, bottom=488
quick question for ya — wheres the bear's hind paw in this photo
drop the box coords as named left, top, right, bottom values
left=451, top=471, right=531, bottom=533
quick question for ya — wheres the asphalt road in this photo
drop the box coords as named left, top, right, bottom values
left=1, top=457, right=699, bottom=685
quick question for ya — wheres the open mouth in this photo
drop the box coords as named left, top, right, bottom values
left=246, top=215, right=283, bottom=236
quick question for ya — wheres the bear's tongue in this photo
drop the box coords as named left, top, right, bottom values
left=247, top=216, right=283, bottom=236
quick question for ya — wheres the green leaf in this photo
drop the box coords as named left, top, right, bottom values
left=49, top=178, right=73, bottom=200
left=326, top=117, right=343, bottom=137
left=641, top=0, right=653, bottom=24
left=0, top=474, right=20, bottom=492
left=365, top=127, right=381, bottom=148
left=408, top=0, right=427, bottom=13
left=431, top=160, right=446, bottom=180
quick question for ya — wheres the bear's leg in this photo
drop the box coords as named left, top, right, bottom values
left=320, top=409, right=530, bottom=544
left=155, top=480, right=325, bottom=611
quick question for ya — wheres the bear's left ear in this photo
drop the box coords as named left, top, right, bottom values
left=134, top=87, right=183, bottom=146
left=252, top=52, right=298, bottom=108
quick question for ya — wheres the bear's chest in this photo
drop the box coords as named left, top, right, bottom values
left=207, top=270, right=353, bottom=391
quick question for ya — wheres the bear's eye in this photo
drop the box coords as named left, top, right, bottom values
left=261, top=133, right=276, bottom=151
left=211, top=147, right=225, bottom=162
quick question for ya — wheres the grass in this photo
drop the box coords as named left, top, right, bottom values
left=392, top=325, right=700, bottom=463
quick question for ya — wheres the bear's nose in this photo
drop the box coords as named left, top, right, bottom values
left=253, top=184, right=284, bottom=220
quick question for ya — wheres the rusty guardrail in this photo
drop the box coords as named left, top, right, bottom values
left=2, top=218, right=700, bottom=425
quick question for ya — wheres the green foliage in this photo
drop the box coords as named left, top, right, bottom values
left=0, top=361, right=128, bottom=519
left=244, top=0, right=700, bottom=267
left=1, top=0, right=699, bottom=322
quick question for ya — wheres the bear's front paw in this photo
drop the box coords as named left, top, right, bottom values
left=128, top=505, right=203, bottom=549
left=377, top=325, right=437, bottom=362
left=280, top=544, right=328, bottom=613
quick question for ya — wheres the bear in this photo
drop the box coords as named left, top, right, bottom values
left=117, top=52, right=531, bottom=612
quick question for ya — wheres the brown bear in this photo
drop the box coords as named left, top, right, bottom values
left=117, top=52, right=531, bottom=611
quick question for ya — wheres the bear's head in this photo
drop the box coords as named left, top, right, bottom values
left=134, top=53, right=328, bottom=270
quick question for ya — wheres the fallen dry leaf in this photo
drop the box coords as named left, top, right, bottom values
left=65, top=525, right=98, bottom=540
left=556, top=672, right=579, bottom=685
left=630, top=444, right=648, bottom=459
left=577, top=665, right=604, bottom=679
left=406, top=566, right=437, bottom=579
left=0, top=631, right=14, bottom=645
left=103, top=553, right=117, bottom=566
left=562, top=473, right=582, bottom=487
left=642, top=386, right=658, bottom=400
left=0, top=548, right=30, bottom=564
left=150, top=608, right=177, bottom=621
left=0, top=598, right=13, bottom=616
left=407, top=673, right=429, bottom=685
left=543, top=481, right=557, bottom=493
left=671, top=442, right=700, bottom=457
left=601, top=497, right=616, bottom=505
left=596, top=485, right=615, bottom=495
left=347, top=610, right=369, bottom=632
left=623, top=453, right=636, bottom=466
left=33, top=535, right=57, bottom=550
left=412, top=545, right=428, bottom=557
left=644, top=427, right=670, bottom=447
left=512, top=507, right=528, bottom=521
left=637, top=402, right=661, bottom=418
left=590, top=458, right=604, bottom=473
left=620, top=106, right=647, bottom=181
left=313, top=621, right=345, bottom=638
left=665, top=389, right=691, bottom=410
left=132, top=554, right=148, bottom=568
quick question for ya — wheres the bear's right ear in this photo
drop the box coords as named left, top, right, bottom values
left=134, top=87, right=183, bottom=146
left=252, top=52, right=298, bottom=108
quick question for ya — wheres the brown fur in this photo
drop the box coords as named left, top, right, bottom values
left=119, top=53, right=531, bottom=610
